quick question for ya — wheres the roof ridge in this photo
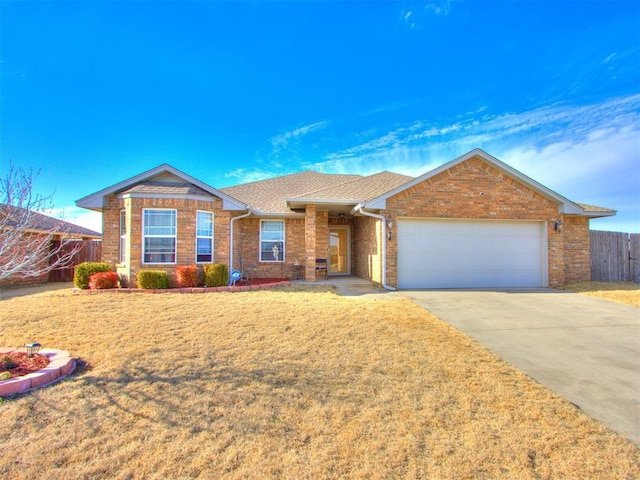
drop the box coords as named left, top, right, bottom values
left=290, top=170, right=414, bottom=199
left=221, top=170, right=360, bottom=190
left=289, top=172, right=374, bottom=198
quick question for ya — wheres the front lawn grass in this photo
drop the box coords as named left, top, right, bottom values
left=563, top=281, right=640, bottom=307
left=1, top=286, right=638, bottom=479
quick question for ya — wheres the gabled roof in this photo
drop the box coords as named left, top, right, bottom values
left=362, top=148, right=615, bottom=218
left=1, top=205, right=101, bottom=239
left=220, top=171, right=363, bottom=214
left=76, top=164, right=247, bottom=211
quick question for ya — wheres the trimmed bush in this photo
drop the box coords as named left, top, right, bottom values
left=175, top=265, right=200, bottom=288
left=89, top=271, right=120, bottom=290
left=203, top=263, right=228, bottom=287
left=137, top=270, right=170, bottom=289
left=74, top=262, right=112, bottom=289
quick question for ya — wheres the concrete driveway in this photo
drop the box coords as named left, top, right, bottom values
left=401, top=288, right=640, bottom=445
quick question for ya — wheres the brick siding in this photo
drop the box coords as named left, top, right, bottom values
left=383, top=156, right=591, bottom=287
left=103, top=194, right=228, bottom=287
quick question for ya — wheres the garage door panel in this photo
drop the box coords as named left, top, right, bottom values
left=397, top=219, right=546, bottom=288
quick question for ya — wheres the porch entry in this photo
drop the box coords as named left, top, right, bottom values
left=329, top=227, right=350, bottom=275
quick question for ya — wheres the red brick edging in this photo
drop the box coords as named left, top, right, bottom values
left=0, top=348, right=76, bottom=397
left=72, top=281, right=291, bottom=295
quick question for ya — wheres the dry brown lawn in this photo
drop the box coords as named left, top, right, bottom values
left=562, top=281, right=640, bottom=307
left=0, top=285, right=638, bottom=479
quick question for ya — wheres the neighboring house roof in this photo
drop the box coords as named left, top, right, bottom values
left=363, top=148, right=614, bottom=218
left=220, top=171, right=363, bottom=214
left=1, top=204, right=101, bottom=239
left=76, top=164, right=248, bottom=211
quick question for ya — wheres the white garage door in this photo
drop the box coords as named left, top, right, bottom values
left=397, top=219, right=547, bottom=289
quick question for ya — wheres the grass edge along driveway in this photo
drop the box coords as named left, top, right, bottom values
left=1, top=285, right=638, bottom=479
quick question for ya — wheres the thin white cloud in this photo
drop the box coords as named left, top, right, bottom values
left=269, top=121, right=330, bottom=149
left=325, top=95, right=640, bottom=163
left=223, top=168, right=274, bottom=185
left=424, top=0, right=451, bottom=16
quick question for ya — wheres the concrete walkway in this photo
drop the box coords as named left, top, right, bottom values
left=296, top=276, right=402, bottom=299
left=401, top=288, right=640, bottom=446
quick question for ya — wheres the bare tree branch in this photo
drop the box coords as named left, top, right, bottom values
left=1, top=161, right=84, bottom=280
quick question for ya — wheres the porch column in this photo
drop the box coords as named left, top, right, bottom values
left=305, top=205, right=317, bottom=280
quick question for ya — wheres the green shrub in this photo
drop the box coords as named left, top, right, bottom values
left=89, top=271, right=120, bottom=289
left=203, top=263, right=228, bottom=287
left=175, top=265, right=200, bottom=288
left=136, top=270, right=170, bottom=289
left=74, top=262, right=112, bottom=289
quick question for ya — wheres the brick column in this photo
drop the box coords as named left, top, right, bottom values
left=305, top=205, right=317, bottom=280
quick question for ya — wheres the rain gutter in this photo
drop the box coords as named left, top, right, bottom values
left=354, top=205, right=396, bottom=291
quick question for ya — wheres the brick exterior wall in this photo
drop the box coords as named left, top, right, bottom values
left=352, top=216, right=382, bottom=284
left=562, top=216, right=591, bottom=283
left=103, top=194, right=228, bottom=287
left=383, top=156, right=591, bottom=287
left=231, top=217, right=307, bottom=280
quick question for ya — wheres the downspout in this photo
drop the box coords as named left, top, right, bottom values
left=355, top=205, right=396, bottom=291
left=229, top=207, right=253, bottom=274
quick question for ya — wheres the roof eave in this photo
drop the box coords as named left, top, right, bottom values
left=577, top=210, right=617, bottom=219
left=286, top=198, right=362, bottom=210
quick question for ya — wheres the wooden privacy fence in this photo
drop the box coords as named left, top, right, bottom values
left=590, top=231, right=640, bottom=283
left=49, top=240, right=102, bottom=282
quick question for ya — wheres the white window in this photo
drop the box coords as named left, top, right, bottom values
left=142, top=209, right=177, bottom=264
left=196, top=210, right=213, bottom=263
left=119, top=210, right=126, bottom=264
left=260, top=220, right=285, bottom=262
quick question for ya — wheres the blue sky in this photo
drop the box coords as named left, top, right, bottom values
left=1, top=0, right=638, bottom=233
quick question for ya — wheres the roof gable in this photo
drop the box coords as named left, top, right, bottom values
left=76, top=164, right=247, bottom=211
left=365, top=148, right=595, bottom=216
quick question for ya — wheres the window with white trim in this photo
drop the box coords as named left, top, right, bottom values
left=260, top=220, right=285, bottom=262
left=119, top=210, right=126, bottom=264
left=196, top=210, right=213, bottom=263
left=142, top=209, right=177, bottom=264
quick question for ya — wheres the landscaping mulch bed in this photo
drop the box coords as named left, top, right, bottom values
left=0, top=352, right=50, bottom=378
left=234, top=277, right=288, bottom=286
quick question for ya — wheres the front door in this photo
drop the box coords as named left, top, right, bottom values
left=329, top=227, right=350, bottom=275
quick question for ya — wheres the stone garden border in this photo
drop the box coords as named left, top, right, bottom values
left=0, top=348, right=76, bottom=397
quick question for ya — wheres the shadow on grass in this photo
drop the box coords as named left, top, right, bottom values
left=49, top=355, right=368, bottom=435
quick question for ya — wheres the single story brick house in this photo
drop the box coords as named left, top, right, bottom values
left=76, top=148, right=614, bottom=289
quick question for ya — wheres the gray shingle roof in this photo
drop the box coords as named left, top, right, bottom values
left=220, top=171, right=364, bottom=213
left=576, top=203, right=616, bottom=214
left=1, top=205, right=101, bottom=238
left=292, top=171, right=414, bottom=202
